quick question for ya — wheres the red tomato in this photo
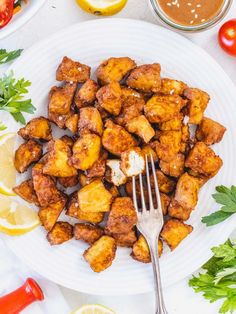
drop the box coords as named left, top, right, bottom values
left=218, top=19, right=236, bottom=57
left=0, top=0, right=14, bottom=28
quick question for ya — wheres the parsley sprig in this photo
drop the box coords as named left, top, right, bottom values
left=189, top=239, right=236, bottom=314
left=0, top=71, right=36, bottom=125
left=0, top=49, right=23, bottom=64
left=202, top=186, right=236, bottom=226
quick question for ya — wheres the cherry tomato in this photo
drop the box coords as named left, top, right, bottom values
left=218, top=19, right=236, bottom=57
left=0, top=0, right=14, bottom=28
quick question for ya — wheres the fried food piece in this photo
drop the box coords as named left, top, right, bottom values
left=78, top=173, right=94, bottom=187
left=60, top=135, right=74, bottom=148
left=126, top=63, right=161, bottom=93
left=180, top=124, right=190, bottom=154
left=57, top=175, right=79, bottom=188
left=86, top=151, right=108, bottom=178
left=159, top=113, right=184, bottom=131
left=126, top=115, right=155, bottom=143
left=108, top=230, right=137, bottom=247
left=38, top=194, right=67, bottom=232
left=144, top=95, right=185, bottom=123
left=120, top=147, right=145, bottom=177
left=160, top=78, right=187, bottom=95
left=185, top=142, right=223, bottom=177
left=102, top=120, right=136, bottom=156
left=78, top=179, right=113, bottom=213
left=168, top=200, right=192, bottom=221
left=153, top=131, right=182, bottom=162
left=74, top=223, right=104, bottom=245
left=83, top=235, right=117, bottom=272
left=70, top=132, right=101, bottom=170
left=13, top=179, right=39, bottom=205
left=43, top=139, right=77, bottom=177
left=56, top=56, right=90, bottom=83
left=196, top=117, right=226, bottom=145
left=96, top=57, right=136, bottom=85
left=174, top=173, right=200, bottom=209
left=75, top=79, right=99, bottom=108
left=14, top=140, right=43, bottom=173
left=159, top=153, right=185, bottom=178
left=141, top=144, right=158, bottom=163
left=32, top=163, right=62, bottom=206
left=66, top=192, right=104, bottom=223
left=78, top=107, right=103, bottom=136
left=156, top=170, right=176, bottom=194
left=131, top=235, right=163, bottom=263
left=47, top=221, right=73, bottom=245
left=107, top=185, right=120, bottom=199
left=161, top=219, right=193, bottom=250
left=96, top=82, right=122, bottom=116
left=18, top=117, right=52, bottom=141
left=161, top=193, right=171, bottom=215
left=106, top=159, right=127, bottom=186
left=184, top=88, right=210, bottom=124
left=106, top=197, right=137, bottom=234
left=65, top=114, right=79, bottom=133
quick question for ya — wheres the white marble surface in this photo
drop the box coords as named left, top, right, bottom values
left=1, top=1, right=236, bottom=313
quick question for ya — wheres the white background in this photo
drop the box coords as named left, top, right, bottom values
left=1, top=1, right=236, bottom=313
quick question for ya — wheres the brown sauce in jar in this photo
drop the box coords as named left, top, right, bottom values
left=157, top=0, right=224, bottom=26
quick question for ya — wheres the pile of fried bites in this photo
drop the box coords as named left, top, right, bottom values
left=13, top=56, right=226, bottom=272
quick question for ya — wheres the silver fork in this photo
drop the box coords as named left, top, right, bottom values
left=132, top=154, right=168, bottom=314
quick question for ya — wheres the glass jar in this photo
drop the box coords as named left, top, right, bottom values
left=149, top=0, right=233, bottom=32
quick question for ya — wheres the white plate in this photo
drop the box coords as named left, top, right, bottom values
left=4, top=18, right=236, bottom=295
left=0, top=0, right=47, bottom=40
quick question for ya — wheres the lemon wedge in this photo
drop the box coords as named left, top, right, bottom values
left=0, top=132, right=17, bottom=196
left=0, top=196, right=40, bottom=236
left=72, top=304, right=115, bottom=314
left=75, top=0, right=127, bottom=16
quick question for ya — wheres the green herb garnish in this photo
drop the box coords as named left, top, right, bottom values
left=0, top=49, right=23, bottom=65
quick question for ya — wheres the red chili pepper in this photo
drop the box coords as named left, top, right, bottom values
left=0, top=278, right=44, bottom=314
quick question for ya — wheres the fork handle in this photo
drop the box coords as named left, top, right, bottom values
left=149, top=240, right=168, bottom=314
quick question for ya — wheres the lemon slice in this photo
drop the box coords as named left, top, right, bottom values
left=0, top=132, right=16, bottom=196
left=0, top=197, right=40, bottom=236
left=76, top=0, right=127, bottom=16
left=72, top=304, right=115, bottom=314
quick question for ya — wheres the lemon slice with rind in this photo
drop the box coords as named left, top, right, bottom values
left=76, top=0, right=127, bottom=16
left=71, top=304, right=116, bottom=314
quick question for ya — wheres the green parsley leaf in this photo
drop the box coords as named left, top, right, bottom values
left=0, top=49, right=23, bottom=64
left=212, top=242, right=236, bottom=262
left=202, top=211, right=233, bottom=226
left=0, top=71, right=35, bottom=125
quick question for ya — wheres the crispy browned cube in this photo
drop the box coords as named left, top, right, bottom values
left=144, top=95, right=185, bottom=123
left=66, top=192, right=104, bottom=223
left=174, top=173, right=200, bottom=209
left=13, top=179, right=39, bottom=205
left=153, top=131, right=182, bottom=162
left=102, top=120, right=136, bottom=156
left=159, top=113, right=184, bottom=131
left=160, top=153, right=185, bottom=178
left=185, top=142, right=223, bottom=177
left=161, top=193, right=171, bottom=215
left=168, top=200, right=193, bottom=221
left=58, top=175, right=79, bottom=188
left=78, top=107, right=103, bottom=136
left=120, top=147, right=145, bottom=177
left=43, top=139, right=77, bottom=177
left=156, top=170, right=176, bottom=194
left=106, top=197, right=137, bottom=234
left=14, top=140, right=43, bottom=173
left=126, top=115, right=155, bottom=143
left=131, top=235, right=163, bottom=263
left=78, top=173, right=94, bottom=187
left=47, top=222, right=73, bottom=245
left=184, top=88, right=210, bottom=124
left=106, top=159, right=127, bottom=186
left=160, top=78, right=188, bottom=95
left=60, top=135, right=74, bottom=148
left=96, top=82, right=122, bottom=116
left=107, top=185, right=120, bottom=199
left=56, top=56, right=90, bottom=83
left=96, top=57, right=136, bottom=85
left=70, top=132, right=101, bottom=170
left=180, top=124, right=190, bottom=154
left=196, top=117, right=226, bottom=145
left=141, top=144, right=158, bottom=163
left=86, top=151, right=108, bottom=178
left=109, top=230, right=137, bottom=247
left=161, top=219, right=193, bottom=250
left=65, top=114, right=79, bottom=133
left=126, top=63, right=161, bottom=93
left=18, top=117, right=52, bottom=141
left=75, top=79, right=99, bottom=108
left=78, top=179, right=113, bottom=213
left=74, top=223, right=104, bottom=244
left=38, top=194, right=67, bottom=232
left=32, top=163, right=62, bottom=206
